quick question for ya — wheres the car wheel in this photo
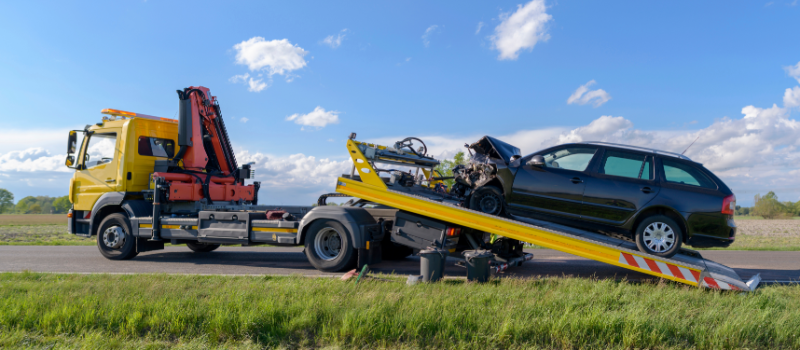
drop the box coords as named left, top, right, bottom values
left=96, top=213, right=138, bottom=260
left=635, top=215, right=683, bottom=258
left=186, top=242, right=221, bottom=253
left=469, top=186, right=505, bottom=216
left=304, top=220, right=358, bottom=272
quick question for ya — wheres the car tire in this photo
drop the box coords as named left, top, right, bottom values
left=96, top=213, right=138, bottom=260
left=381, top=240, right=414, bottom=260
left=304, top=220, right=358, bottom=272
left=186, top=242, right=221, bottom=253
left=469, top=186, right=505, bottom=216
left=635, top=215, right=683, bottom=258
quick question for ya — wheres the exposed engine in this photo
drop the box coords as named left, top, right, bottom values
left=449, top=136, right=520, bottom=200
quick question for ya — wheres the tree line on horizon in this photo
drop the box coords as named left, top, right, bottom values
left=0, top=189, right=70, bottom=214
left=737, top=191, right=800, bottom=219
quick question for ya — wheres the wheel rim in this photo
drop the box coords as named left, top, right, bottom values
left=314, top=227, right=342, bottom=261
left=643, top=222, right=675, bottom=253
left=478, top=192, right=501, bottom=214
left=102, top=225, right=126, bottom=249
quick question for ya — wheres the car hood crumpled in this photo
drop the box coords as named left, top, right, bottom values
left=468, top=136, right=521, bottom=165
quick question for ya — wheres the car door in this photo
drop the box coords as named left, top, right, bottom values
left=507, top=145, right=599, bottom=220
left=581, top=148, right=660, bottom=225
left=72, top=130, right=122, bottom=211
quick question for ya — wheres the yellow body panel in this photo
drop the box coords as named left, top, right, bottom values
left=69, top=116, right=179, bottom=211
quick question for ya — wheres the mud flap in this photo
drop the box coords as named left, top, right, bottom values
left=136, top=237, right=164, bottom=253
left=358, top=240, right=382, bottom=269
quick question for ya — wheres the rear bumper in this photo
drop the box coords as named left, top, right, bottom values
left=688, top=232, right=735, bottom=248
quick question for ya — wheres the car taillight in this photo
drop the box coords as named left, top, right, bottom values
left=722, top=194, right=736, bottom=215
left=446, top=227, right=461, bottom=236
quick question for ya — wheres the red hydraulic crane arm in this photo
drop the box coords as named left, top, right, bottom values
left=175, top=86, right=237, bottom=175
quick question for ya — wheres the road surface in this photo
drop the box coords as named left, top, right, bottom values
left=1, top=246, right=797, bottom=283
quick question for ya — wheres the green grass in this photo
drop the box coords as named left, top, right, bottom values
left=0, top=225, right=94, bottom=246
left=1, top=273, right=799, bottom=349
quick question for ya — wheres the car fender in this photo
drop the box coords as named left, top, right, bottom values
left=297, top=206, right=377, bottom=248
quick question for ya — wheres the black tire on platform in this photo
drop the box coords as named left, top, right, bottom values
left=469, top=186, right=505, bottom=216
left=187, top=242, right=221, bottom=253
left=96, top=213, right=138, bottom=260
left=304, top=220, right=357, bottom=272
left=635, top=215, right=683, bottom=258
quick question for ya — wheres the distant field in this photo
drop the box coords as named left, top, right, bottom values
left=1, top=272, right=799, bottom=350
left=735, top=215, right=800, bottom=220
left=0, top=214, right=64, bottom=226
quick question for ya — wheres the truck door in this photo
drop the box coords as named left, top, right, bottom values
left=72, top=130, right=122, bottom=211
left=507, top=146, right=599, bottom=220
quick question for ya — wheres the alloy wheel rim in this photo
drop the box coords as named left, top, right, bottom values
left=643, top=222, right=675, bottom=253
left=102, top=225, right=126, bottom=249
left=314, top=227, right=342, bottom=261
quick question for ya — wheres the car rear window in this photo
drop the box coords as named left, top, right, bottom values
left=661, top=159, right=716, bottom=189
left=138, top=136, right=175, bottom=158
left=600, top=151, right=653, bottom=180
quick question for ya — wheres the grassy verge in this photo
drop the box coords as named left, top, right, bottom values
left=1, top=272, right=799, bottom=350
left=0, top=225, right=94, bottom=246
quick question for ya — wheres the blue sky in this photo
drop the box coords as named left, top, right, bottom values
left=1, top=1, right=799, bottom=206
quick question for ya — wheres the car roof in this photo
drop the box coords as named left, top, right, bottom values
left=577, top=141, right=693, bottom=161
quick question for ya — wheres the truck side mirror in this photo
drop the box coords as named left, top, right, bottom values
left=68, top=131, right=77, bottom=154
left=527, top=155, right=545, bottom=167
left=65, top=155, right=75, bottom=167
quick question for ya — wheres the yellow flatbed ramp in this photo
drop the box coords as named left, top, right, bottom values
left=337, top=139, right=760, bottom=291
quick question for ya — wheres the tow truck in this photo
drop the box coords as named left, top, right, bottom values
left=64, top=86, right=760, bottom=291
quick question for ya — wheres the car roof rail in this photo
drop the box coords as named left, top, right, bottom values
left=578, top=141, right=693, bottom=161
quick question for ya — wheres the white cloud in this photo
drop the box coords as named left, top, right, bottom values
left=240, top=117, right=249, bottom=123
left=229, top=73, right=269, bottom=92
left=784, top=86, right=800, bottom=108
left=785, top=61, right=800, bottom=83
left=321, top=29, right=347, bottom=49
left=422, top=25, right=439, bottom=47
left=230, top=37, right=308, bottom=92
left=475, top=22, right=484, bottom=35
left=285, top=106, right=340, bottom=129
left=0, top=148, right=69, bottom=172
left=567, top=80, right=612, bottom=107
left=491, top=0, right=552, bottom=60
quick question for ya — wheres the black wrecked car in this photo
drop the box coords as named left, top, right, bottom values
left=451, top=136, right=737, bottom=258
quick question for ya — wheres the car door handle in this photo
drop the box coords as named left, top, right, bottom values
left=105, top=179, right=116, bottom=183
left=641, top=186, right=653, bottom=194
left=570, top=177, right=583, bottom=184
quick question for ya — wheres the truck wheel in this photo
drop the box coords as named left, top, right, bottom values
left=382, top=241, right=414, bottom=260
left=96, top=213, right=138, bottom=260
left=635, top=215, right=683, bottom=258
left=186, top=242, right=220, bottom=253
left=469, top=186, right=505, bottom=216
left=304, top=220, right=357, bottom=272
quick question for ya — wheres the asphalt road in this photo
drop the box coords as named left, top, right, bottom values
left=1, top=246, right=798, bottom=283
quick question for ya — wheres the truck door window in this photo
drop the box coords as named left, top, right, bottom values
left=138, top=136, right=175, bottom=158
left=542, top=147, right=597, bottom=172
left=84, top=133, right=117, bottom=168
left=600, top=151, right=652, bottom=180
left=662, top=159, right=716, bottom=189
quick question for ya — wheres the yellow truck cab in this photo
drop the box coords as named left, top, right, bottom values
left=66, top=109, right=178, bottom=236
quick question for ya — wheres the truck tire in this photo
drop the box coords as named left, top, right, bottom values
left=304, top=220, right=357, bottom=272
left=635, top=215, right=683, bottom=258
left=382, top=241, right=413, bottom=260
left=186, top=242, right=221, bottom=253
left=469, top=186, right=505, bottom=216
left=96, top=213, right=138, bottom=260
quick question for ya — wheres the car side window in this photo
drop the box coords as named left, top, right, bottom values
left=542, top=147, right=597, bottom=172
left=600, top=150, right=653, bottom=180
left=84, top=133, right=117, bottom=168
left=661, top=159, right=716, bottom=189
left=138, top=136, right=175, bottom=158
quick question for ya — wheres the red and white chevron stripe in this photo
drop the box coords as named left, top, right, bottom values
left=700, top=277, right=742, bottom=291
left=618, top=252, right=701, bottom=285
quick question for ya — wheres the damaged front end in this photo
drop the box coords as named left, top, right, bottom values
left=450, top=136, right=521, bottom=213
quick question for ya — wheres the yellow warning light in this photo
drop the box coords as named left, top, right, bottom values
left=100, top=108, right=177, bottom=123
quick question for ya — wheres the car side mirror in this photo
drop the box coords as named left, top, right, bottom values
left=527, top=155, right=545, bottom=167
